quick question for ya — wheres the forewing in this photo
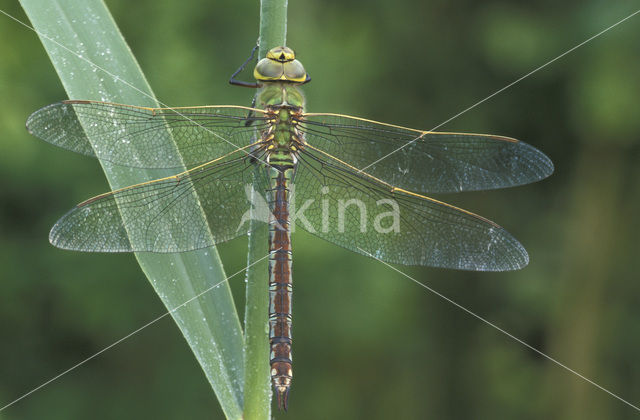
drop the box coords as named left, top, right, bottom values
left=292, top=146, right=528, bottom=271
left=50, top=151, right=269, bottom=252
left=27, top=100, right=268, bottom=169
left=298, top=113, right=553, bottom=193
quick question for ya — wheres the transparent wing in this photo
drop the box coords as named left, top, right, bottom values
left=292, top=145, right=528, bottom=271
left=27, top=100, right=268, bottom=169
left=297, top=113, right=553, bottom=193
left=49, top=149, right=269, bottom=252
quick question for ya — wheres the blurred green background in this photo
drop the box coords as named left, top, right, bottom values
left=1, top=0, right=639, bottom=419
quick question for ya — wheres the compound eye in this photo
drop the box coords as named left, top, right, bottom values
left=254, top=58, right=285, bottom=80
left=283, top=60, right=307, bottom=82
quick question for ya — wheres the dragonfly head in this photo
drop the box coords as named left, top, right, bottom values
left=266, top=46, right=296, bottom=62
left=254, top=46, right=311, bottom=85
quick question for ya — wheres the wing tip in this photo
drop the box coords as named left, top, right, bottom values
left=26, top=101, right=73, bottom=137
left=518, top=141, right=555, bottom=180
left=49, top=218, right=70, bottom=251
left=48, top=206, right=132, bottom=253
left=497, top=231, right=529, bottom=272
left=48, top=209, right=80, bottom=251
left=541, top=153, right=555, bottom=179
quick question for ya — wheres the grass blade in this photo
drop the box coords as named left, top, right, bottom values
left=19, top=0, right=244, bottom=417
left=243, top=1, right=289, bottom=417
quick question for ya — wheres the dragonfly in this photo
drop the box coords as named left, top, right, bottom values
left=27, top=46, right=553, bottom=410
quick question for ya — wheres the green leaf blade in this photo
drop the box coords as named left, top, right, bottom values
left=243, top=1, right=289, bottom=417
left=20, top=0, right=244, bottom=418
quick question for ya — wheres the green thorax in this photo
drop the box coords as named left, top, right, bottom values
left=253, top=46, right=309, bottom=167
left=256, top=82, right=306, bottom=110
left=262, top=99, right=304, bottom=167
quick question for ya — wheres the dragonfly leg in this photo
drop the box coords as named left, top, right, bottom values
left=243, top=96, right=259, bottom=127
left=229, top=42, right=261, bottom=88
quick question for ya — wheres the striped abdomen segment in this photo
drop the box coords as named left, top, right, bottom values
left=267, top=165, right=293, bottom=410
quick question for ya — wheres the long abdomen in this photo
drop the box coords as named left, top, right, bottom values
left=267, top=165, right=293, bottom=410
